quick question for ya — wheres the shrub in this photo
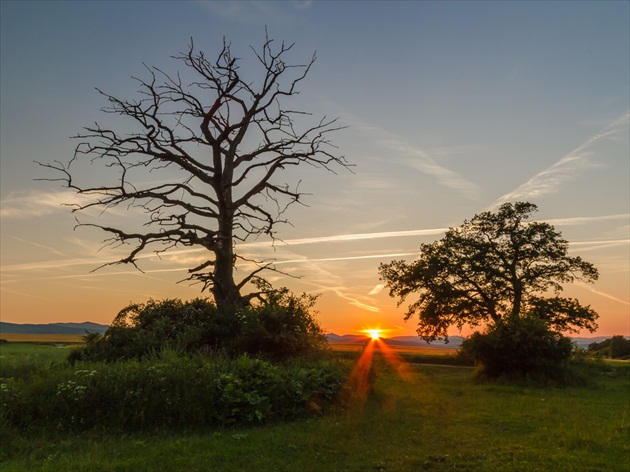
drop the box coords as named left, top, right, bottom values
left=460, top=315, right=573, bottom=380
left=236, top=288, right=328, bottom=360
left=69, top=288, right=328, bottom=362
left=588, top=335, right=630, bottom=359
left=0, top=351, right=347, bottom=433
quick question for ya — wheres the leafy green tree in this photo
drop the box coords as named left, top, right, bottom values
left=379, top=202, right=599, bottom=342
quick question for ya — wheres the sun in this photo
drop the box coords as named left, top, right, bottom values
left=365, top=329, right=382, bottom=340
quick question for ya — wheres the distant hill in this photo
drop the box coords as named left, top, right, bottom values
left=326, top=333, right=620, bottom=349
left=326, top=333, right=463, bottom=348
left=0, top=322, right=109, bottom=335
left=0, top=323, right=618, bottom=346
left=326, top=334, right=370, bottom=344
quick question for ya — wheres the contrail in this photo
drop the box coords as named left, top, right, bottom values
left=4, top=215, right=625, bottom=274
left=575, top=281, right=629, bottom=306
left=345, top=113, right=481, bottom=199
left=260, top=228, right=448, bottom=247
left=491, top=112, right=629, bottom=208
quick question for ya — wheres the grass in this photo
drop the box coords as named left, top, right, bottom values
left=0, top=342, right=76, bottom=365
left=0, top=334, right=85, bottom=343
left=1, top=343, right=628, bottom=471
left=330, top=342, right=468, bottom=367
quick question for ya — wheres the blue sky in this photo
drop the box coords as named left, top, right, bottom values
left=1, top=1, right=628, bottom=336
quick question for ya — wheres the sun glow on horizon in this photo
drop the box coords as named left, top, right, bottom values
left=365, top=329, right=382, bottom=340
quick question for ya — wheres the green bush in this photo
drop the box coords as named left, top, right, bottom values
left=460, top=316, right=573, bottom=380
left=1, top=351, right=347, bottom=433
left=236, top=288, right=328, bottom=360
left=587, top=335, right=630, bottom=359
left=69, top=289, right=328, bottom=363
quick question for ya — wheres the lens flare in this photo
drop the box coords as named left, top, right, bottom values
left=365, top=329, right=382, bottom=340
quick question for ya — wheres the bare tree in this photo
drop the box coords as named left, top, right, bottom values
left=40, top=33, right=348, bottom=313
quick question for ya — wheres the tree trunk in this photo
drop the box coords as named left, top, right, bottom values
left=212, top=173, right=245, bottom=313
left=212, top=243, right=245, bottom=314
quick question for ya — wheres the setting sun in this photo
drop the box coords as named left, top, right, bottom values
left=365, top=329, right=382, bottom=340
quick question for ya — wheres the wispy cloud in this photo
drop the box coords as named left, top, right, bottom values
left=303, top=279, right=381, bottom=313
left=0, top=190, right=84, bottom=219
left=198, top=1, right=304, bottom=25
left=492, top=112, right=630, bottom=207
left=575, top=281, right=629, bottom=306
left=542, top=214, right=629, bottom=226
left=274, top=253, right=416, bottom=265
left=347, top=116, right=481, bottom=199
left=368, top=284, right=385, bottom=296
left=0, top=286, right=56, bottom=301
left=251, top=228, right=448, bottom=248
left=568, top=239, right=629, bottom=252
left=0, top=189, right=133, bottom=220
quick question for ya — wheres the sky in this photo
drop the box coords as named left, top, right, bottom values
left=1, top=1, right=628, bottom=337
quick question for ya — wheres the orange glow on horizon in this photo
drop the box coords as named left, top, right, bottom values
left=365, top=329, right=382, bottom=340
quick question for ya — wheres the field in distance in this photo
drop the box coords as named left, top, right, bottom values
left=0, top=333, right=85, bottom=343
left=330, top=341, right=458, bottom=356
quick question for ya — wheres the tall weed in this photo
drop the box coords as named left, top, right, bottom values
left=1, top=349, right=346, bottom=434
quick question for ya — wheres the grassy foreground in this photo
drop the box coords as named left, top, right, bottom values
left=1, top=344, right=629, bottom=471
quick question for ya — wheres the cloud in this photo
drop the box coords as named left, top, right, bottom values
left=307, top=281, right=381, bottom=313
left=198, top=1, right=300, bottom=25
left=542, top=214, right=629, bottom=226
left=575, top=281, right=629, bottom=306
left=568, top=239, right=630, bottom=252
left=346, top=115, right=481, bottom=200
left=293, top=0, right=312, bottom=9
left=492, top=112, right=630, bottom=207
left=0, top=190, right=84, bottom=219
left=254, top=227, right=448, bottom=248
left=274, top=253, right=417, bottom=265
left=0, top=189, right=135, bottom=220
left=368, top=284, right=385, bottom=296
left=348, top=299, right=381, bottom=313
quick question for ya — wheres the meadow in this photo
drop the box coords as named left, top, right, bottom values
left=0, top=334, right=85, bottom=343
left=1, top=341, right=628, bottom=471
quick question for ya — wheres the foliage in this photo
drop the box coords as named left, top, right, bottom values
left=0, top=350, right=347, bottom=435
left=39, top=33, right=348, bottom=311
left=2, top=352, right=628, bottom=471
left=69, top=289, right=328, bottom=363
left=379, top=202, right=599, bottom=342
left=588, top=335, right=630, bottom=359
left=459, top=316, right=574, bottom=380
left=236, top=286, right=328, bottom=360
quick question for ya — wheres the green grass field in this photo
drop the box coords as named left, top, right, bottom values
left=1, top=343, right=628, bottom=471
left=0, top=341, right=77, bottom=364
left=0, top=333, right=85, bottom=343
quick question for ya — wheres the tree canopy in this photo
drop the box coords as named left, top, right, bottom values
left=379, top=202, right=599, bottom=342
left=39, top=33, right=348, bottom=313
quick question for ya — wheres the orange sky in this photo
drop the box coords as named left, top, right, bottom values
left=1, top=2, right=629, bottom=338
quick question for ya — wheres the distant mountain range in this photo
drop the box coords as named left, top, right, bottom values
left=325, top=333, right=616, bottom=349
left=0, top=322, right=616, bottom=348
left=0, top=322, right=109, bottom=335
left=325, top=333, right=463, bottom=347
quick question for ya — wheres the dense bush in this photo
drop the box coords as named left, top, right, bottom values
left=69, top=288, right=328, bottom=363
left=236, top=288, right=328, bottom=359
left=460, top=315, right=573, bottom=380
left=0, top=351, right=347, bottom=433
left=587, top=335, right=630, bottom=359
